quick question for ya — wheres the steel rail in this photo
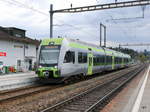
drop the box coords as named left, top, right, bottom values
left=0, top=84, right=43, bottom=95
left=0, top=85, right=61, bottom=103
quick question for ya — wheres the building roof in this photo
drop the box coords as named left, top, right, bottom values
left=4, top=27, right=26, bottom=32
left=0, top=29, right=40, bottom=46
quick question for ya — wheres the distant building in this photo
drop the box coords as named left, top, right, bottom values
left=0, top=26, right=40, bottom=72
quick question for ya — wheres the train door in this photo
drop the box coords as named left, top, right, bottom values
left=112, top=55, right=115, bottom=70
left=121, top=57, right=124, bottom=68
left=87, top=53, right=93, bottom=75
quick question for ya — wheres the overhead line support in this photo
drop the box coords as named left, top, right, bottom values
left=50, top=4, right=53, bottom=38
left=53, top=0, right=150, bottom=13
left=49, top=0, right=150, bottom=38
left=120, top=43, right=150, bottom=47
left=100, top=23, right=106, bottom=47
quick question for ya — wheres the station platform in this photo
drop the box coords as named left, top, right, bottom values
left=0, top=71, right=38, bottom=91
left=101, top=65, right=150, bottom=112
left=131, top=65, right=150, bottom=112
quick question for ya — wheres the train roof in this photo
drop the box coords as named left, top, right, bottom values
left=41, top=38, right=131, bottom=58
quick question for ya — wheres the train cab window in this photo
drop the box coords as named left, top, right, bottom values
left=64, top=51, right=75, bottom=63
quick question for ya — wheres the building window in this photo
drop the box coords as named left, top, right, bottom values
left=15, top=34, right=22, bottom=37
left=17, top=60, right=21, bottom=67
left=64, top=51, right=75, bottom=63
left=14, top=45, right=23, bottom=48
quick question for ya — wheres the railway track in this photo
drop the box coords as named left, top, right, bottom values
left=0, top=84, right=42, bottom=94
left=0, top=66, right=135, bottom=103
left=0, top=65, right=141, bottom=105
left=41, top=65, right=146, bottom=112
left=0, top=84, right=62, bottom=103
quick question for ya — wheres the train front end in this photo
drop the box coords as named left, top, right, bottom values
left=36, top=38, right=63, bottom=81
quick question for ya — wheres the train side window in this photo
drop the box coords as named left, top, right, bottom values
left=115, top=57, right=117, bottom=64
left=106, top=56, right=110, bottom=64
left=64, top=51, right=75, bottom=63
left=118, top=57, right=120, bottom=63
left=128, top=58, right=129, bottom=63
left=78, top=52, right=82, bottom=63
left=106, top=56, right=108, bottom=64
left=78, top=52, right=87, bottom=63
left=102, top=55, right=105, bottom=63
left=83, top=53, right=87, bottom=63
left=126, top=58, right=128, bottom=63
left=120, top=58, right=122, bottom=63
left=93, top=56, right=96, bottom=64
left=93, top=55, right=105, bottom=66
left=97, top=55, right=100, bottom=63
left=103, top=55, right=105, bottom=63
left=117, top=57, right=119, bottom=64
left=110, top=56, right=112, bottom=63
left=107, top=56, right=112, bottom=64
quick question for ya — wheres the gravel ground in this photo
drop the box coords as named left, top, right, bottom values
left=0, top=66, right=137, bottom=112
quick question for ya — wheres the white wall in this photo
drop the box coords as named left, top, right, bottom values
left=25, top=44, right=37, bottom=62
left=0, top=40, right=37, bottom=71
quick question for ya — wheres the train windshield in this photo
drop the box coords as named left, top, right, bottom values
left=39, top=45, right=60, bottom=66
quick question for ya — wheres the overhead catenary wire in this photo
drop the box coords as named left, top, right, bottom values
left=1, top=0, right=147, bottom=43
left=104, top=11, right=136, bottom=43
left=0, top=0, right=98, bottom=38
left=92, top=0, right=139, bottom=44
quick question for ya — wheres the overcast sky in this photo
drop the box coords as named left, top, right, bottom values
left=0, top=0, right=150, bottom=51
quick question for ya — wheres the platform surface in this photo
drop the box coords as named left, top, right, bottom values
left=137, top=65, right=150, bottom=112
left=0, top=71, right=36, bottom=80
left=124, top=65, right=150, bottom=112
left=0, top=71, right=38, bottom=91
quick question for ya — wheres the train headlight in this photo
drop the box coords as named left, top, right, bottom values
left=39, top=65, right=42, bottom=68
left=54, top=66, right=58, bottom=69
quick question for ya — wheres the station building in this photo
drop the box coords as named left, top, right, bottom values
left=0, top=27, right=40, bottom=72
